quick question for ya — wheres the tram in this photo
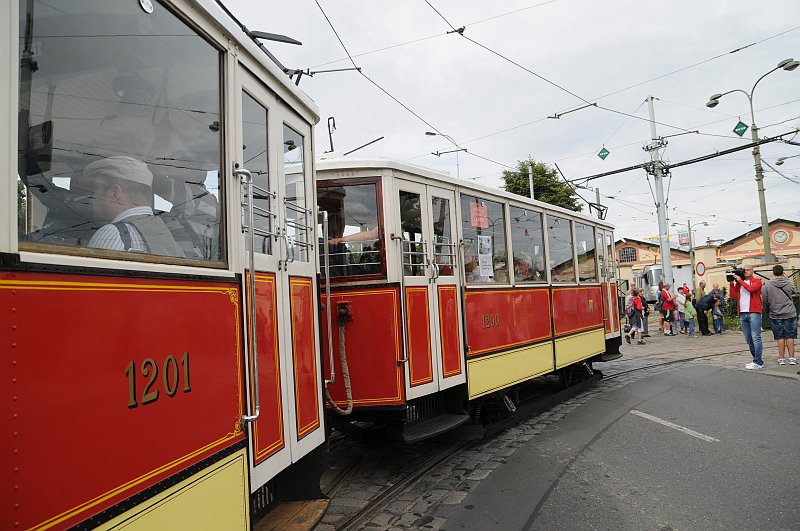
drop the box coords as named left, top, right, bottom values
left=317, top=157, right=622, bottom=442
left=3, top=1, right=327, bottom=529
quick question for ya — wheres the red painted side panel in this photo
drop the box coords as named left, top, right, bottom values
left=464, top=288, right=551, bottom=358
left=0, top=271, right=244, bottom=530
left=289, top=277, right=320, bottom=440
left=552, top=286, right=604, bottom=337
left=321, top=288, right=404, bottom=407
left=602, top=282, right=611, bottom=333
left=248, top=273, right=284, bottom=463
left=437, top=286, right=462, bottom=378
left=405, top=287, right=433, bottom=387
left=610, top=282, right=619, bottom=333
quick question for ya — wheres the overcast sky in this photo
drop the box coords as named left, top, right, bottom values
left=227, top=0, right=800, bottom=245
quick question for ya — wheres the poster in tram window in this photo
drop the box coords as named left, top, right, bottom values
left=470, top=203, right=489, bottom=228
left=478, top=235, right=493, bottom=277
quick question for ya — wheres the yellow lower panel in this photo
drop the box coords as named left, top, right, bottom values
left=467, top=342, right=554, bottom=399
left=555, top=329, right=605, bottom=369
left=100, top=449, right=249, bottom=530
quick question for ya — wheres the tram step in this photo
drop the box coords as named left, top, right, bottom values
left=598, top=352, right=623, bottom=362
left=253, top=498, right=330, bottom=531
left=397, top=412, right=471, bottom=444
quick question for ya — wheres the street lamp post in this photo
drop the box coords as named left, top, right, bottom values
left=672, top=220, right=708, bottom=291
left=705, top=57, right=799, bottom=263
left=425, top=132, right=466, bottom=179
left=775, top=154, right=800, bottom=166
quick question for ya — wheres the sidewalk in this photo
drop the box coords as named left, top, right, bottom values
left=614, top=316, right=800, bottom=380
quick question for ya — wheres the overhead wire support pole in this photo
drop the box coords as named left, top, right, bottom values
left=645, top=96, right=674, bottom=287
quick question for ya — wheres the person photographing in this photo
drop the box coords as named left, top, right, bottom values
left=729, top=265, right=764, bottom=369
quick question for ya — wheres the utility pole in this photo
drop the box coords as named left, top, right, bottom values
left=687, top=219, right=695, bottom=289
left=644, top=96, right=673, bottom=287
left=528, top=163, right=535, bottom=200
left=595, top=188, right=602, bottom=220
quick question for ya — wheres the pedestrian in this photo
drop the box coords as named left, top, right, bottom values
left=684, top=295, right=697, bottom=337
left=625, top=287, right=646, bottom=345
left=696, top=280, right=706, bottom=301
left=729, top=265, right=764, bottom=370
left=660, top=283, right=676, bottom=336
left=762, top=264, right=798, bottom=366
left=656, top=281, right=665, bottom=332
left=638, top=289, right=651, bottom=337
left=710, top=283, right=724, bottom=334
left=675, top=287, right=687, bottom=333
left=695, top=292, right=720, bottom=336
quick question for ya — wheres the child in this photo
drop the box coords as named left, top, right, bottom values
left=625, top=287, right=646, bottom=345
left=712, top=298, right=724, bottom=334
left=684, top=295, right=697, bottom=337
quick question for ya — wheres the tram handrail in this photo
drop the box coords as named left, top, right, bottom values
left=320, top=210, right=335, bottom=385
left=237, top=168, right=260, bottom=424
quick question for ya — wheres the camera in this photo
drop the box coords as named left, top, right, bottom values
left=726, top=267, right=746, bottom=282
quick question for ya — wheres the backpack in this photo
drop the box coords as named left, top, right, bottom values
left=625, top=296, right=636, bottom=317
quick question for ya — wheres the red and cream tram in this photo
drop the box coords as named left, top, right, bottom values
left=317, top=158, right=621, bottom=442
left=3, top=1, right=327, bottom=528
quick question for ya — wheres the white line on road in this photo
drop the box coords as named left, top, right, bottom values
left=630, top=410, right=720, bottom=443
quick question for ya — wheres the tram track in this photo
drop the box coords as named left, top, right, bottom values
left=335, top=441, right=471, bottom=531
left=604, top=347, right=752, bottom=380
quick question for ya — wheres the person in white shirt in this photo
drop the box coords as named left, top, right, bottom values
left=85, top=156, right=184, bottom=257
left=675, top=287, right=687, bottom=334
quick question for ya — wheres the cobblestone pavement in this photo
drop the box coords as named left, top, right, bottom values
left=317, top=322, right=799, bottom=530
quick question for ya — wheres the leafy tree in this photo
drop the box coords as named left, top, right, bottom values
left=501, top=158, right=582, bottom=212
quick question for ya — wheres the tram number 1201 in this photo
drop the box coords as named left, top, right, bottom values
left=125, top=352, right=191, bottom=408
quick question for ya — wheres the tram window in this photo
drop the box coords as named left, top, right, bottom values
left=242, top=92, right=272, bottom=255
left=431, top=196, right=454, bottom=277
left=284, top=125, right=309, bottom=262
left=318, top=182, right=383, bottom=278
left=597, top=229, right=608, bottom=280
left=460, top=195, right=508, bottom=284
left=509, top=207, right=545, bottom=283
left=547, top=216, right=576, bottom=283
left=17, top=0, right=223, bottom=263
left=575, top=223, right=597, bottom=282
left=399, top=191, right=426, bottom=276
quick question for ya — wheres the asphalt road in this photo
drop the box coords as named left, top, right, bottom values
left=441, top=364, right=800, bottom=531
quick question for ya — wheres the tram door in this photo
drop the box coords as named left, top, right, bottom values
left=397, top=180, right=466, bottom=400
left=597, top=229, right=619, bottom=336
left=238, top=69, right=324, bottom=490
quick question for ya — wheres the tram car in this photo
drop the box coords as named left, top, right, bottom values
left=3, top=1, right=328, bottom=528
left=317, top=158, right=622, bottom=442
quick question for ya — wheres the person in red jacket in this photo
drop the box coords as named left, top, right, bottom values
left=729, top=265, right=764, bottom=369
left=660, top=283, right=676, bottom=336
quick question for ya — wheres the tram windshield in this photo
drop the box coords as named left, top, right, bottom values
left=17, top=0, right=223, bottom=262
left=461, top=195, right=508, bottom=284
left=318, top=182, right=383, bottom=278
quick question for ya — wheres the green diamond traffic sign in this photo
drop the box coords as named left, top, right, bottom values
left=598, top=147, right=610, bottom=160
left=733, top=121, right=748, bottom=137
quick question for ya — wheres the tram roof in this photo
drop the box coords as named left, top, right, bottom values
left=317, top=156, right=615, bottom=230
left=194, top=0, right=320, bottom=124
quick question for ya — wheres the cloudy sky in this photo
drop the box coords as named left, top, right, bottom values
left=226, top=0, right=800, bottom=245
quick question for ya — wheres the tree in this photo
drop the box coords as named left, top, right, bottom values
left=501, top=158, right=582, bottom=212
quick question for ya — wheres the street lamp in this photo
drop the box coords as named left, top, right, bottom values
left=425, top=132, right=466, bottom=179
left=705, top=57, right=799, bottom=263
left=671, top=220, right=708, bottom=291
left=775, top=154, right=800, bottom=166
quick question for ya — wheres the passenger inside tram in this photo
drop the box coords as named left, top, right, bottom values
left=83, top=156, right=184, bottom=257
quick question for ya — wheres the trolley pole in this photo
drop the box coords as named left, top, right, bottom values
left=645, top=96, right=674, bottom=287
